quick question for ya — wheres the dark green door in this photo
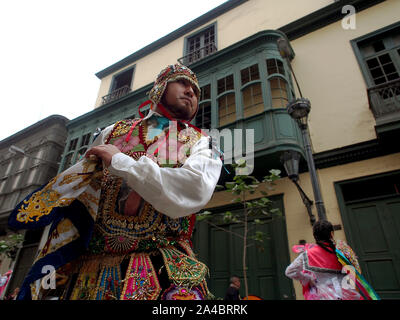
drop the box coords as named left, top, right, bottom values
left=193, top=197, right=294, bottom=300
left=345, top=197, right=400, bottom=299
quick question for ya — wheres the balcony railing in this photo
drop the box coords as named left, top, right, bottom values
left=367, top=78, right=400, bottom=125
left=102, top=85, right=131, bottom=105
left=178, top=43, right=217, bottom=66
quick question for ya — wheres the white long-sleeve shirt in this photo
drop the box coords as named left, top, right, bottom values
left=285, top=253, right=317, bottom=286
left=91, top=113, right=222, bottom=219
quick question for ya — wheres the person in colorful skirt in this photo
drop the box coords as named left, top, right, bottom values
left=8, top=63, right=222, bottom=300
left=285, top=220, right=379, bottom=300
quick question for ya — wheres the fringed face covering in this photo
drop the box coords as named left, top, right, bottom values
left=148, top=63, right=200, bottom=106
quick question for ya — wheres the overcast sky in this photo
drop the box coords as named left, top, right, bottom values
left=0, top=0, right=227, bottom=141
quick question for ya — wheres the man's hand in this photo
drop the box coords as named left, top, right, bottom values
left=85, top=144, right=121, bottom=167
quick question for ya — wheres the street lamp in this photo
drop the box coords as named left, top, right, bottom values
left=278, top=37, right=327, bottom=221
left=8, top=145, right=58, bottom=165
left=280, top=150, right=316, bottom=226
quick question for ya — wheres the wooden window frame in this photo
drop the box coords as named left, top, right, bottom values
left=351, top=21, right=400, bottom=88
left=196, top=84, right=212, bottom=129
left=183, top=23, right=218, bottom=65
left=217, top=74, right=236, bottom=127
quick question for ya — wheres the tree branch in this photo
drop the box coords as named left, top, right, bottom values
left=201, top=220, right=245, bottom=239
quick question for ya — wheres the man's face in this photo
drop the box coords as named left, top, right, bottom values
left=161, top=79, right=199, bottom=121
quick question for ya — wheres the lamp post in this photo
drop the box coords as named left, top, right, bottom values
left=278, top=37, right=327, bottom=221
left=280, top=150, right=316, bottom=226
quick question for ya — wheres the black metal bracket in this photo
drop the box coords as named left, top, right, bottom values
left=291, top=179, right=316, bottom=226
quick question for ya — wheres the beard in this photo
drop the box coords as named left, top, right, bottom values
left=160, top=97, right=198, bottom=121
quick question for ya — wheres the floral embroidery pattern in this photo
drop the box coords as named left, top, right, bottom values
left=16, top=178, right=73, bottom=224
left=148, top=64, right=200, bottom=105
left=95, top=265, right=122, bottom=300
left=161, top=285, right=204, bottom=300
left=159, top=246, right=209, bottom=289
left=121, top=254, right=161, bottom=300
left=113, top=135, right=140, bottom=153
left=94, top=118, right=201, bottom=254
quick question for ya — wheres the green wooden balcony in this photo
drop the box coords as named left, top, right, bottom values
left=368, top=78, right=400, bottom=138
left=62, top=30, right=305, bottom=178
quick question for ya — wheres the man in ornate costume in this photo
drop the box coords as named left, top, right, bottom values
left=9, top=64, right=222, bottom=300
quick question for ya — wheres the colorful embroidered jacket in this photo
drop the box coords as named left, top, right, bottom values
left=8, top=112, right=222, bottom=300
left=286, top=241, right=378, bottom=300
left=286, top=244, right=362, bottom=300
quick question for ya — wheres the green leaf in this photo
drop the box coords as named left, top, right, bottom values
left=269, top=169, right=281, bottom=176
left=223, top=211, right=233, bottom=222
left=270, top=208, right=282, bottom=216
left=197, top=210, right=213, bottom=221
left=249, top=231, right=265, bottom=243
left=231, top=197, right=242, bottom=203
left=261, top=198, right=272, bottom=205
left=231, top=217, right=240, bottom=223
left=235, top=158, right=246, bottom=167
left=225, top=182, right=235, bottom=189
left=248, top=176, right=259, bottom=182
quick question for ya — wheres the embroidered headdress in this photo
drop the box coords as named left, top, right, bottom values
left=148, top=63, right=200, bottom=105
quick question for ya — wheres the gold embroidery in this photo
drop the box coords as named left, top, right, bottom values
left=59, top=159, right=100, bottom=190
left=178, top=127, right=202, bottom=148
left=77, top=192, right=99, bottom=219
left=121, top=253, right=161, bottom=300
left=94, top=117, right=203, bottom=253
left=111, top=121, right=132, bottom=138
left=89, top=171, right=103, bottom=191
left=16, top=158, right=101, bottom=224
left=71, top=257, right=101, bottom=300
left=16, top=177, right=74, bottom=224
left=98, top=172, right=163, bottom=235
left=35, top=219, right=79, bottom=261
left=94, top=255, right=124, bottom=300
left=159, top=246, right=208, bottom=289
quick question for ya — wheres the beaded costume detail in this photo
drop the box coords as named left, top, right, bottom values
left=9, top=63, right=218, bottom=301
left=91, top=118, right=200, bottom=254
left=71, top=116, right=210, bottom=300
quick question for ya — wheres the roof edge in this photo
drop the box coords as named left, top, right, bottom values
left=279, top=0, right=387, bottom=41
left=95, top=0, right=248, bottom=79
left=70, top=29, right=292, bottom=128
left=0, top=114, right=69, bottom=146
